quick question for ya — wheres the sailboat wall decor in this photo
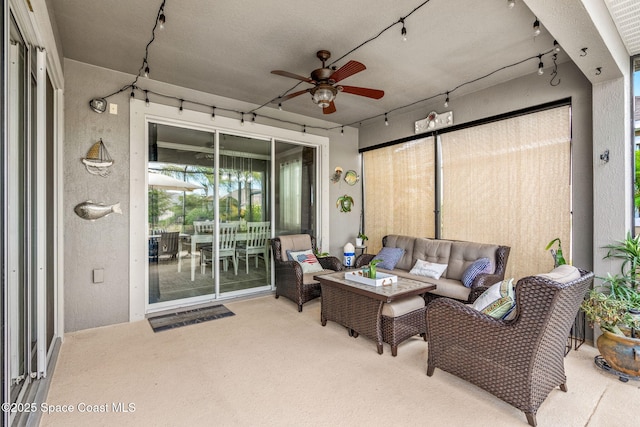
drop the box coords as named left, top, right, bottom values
left=82, top=138, right=113, bottom=177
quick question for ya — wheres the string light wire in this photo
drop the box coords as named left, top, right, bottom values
left=94, top=0, right=560, bottom=134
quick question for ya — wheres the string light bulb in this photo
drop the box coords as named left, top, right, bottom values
left=537, top=55, right=544, bottom=75
left=252, top=113, right=257, bottom=124
left=211, top=106, right=216, bottom=121
left=158, top=8, right=166, bottom=30
left=240, top=113, right=245, bottom=126
left=533, top=18, right=541, bottom=36
left=303, top=124, right=307, bottom=134
left=145, top=90, right=150, bottom=107
left=179, top=99, right=184, bottom=114
left=507, top=0, right=515, bottom=8
left=278, top=103, right=282, bottom=111
left=444, top=92, right=450, bottom=108
left=341, top=126, right=344, bottom=135
left=553, top=40, right=561, bottom=53
left=384, top=113, right=389, bottom=126
left=130, top=87, right=135, bottom=98
left=400, top=18, right=407, bottom=41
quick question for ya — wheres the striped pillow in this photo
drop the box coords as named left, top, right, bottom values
left=472, top=278, right=515, bottom=319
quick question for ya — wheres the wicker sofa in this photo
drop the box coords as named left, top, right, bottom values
left=355, top=234, right=510, bottom=303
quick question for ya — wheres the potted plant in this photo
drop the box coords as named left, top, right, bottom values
left=356, top=233, right=368, bottom=247
left=368, top=258, right=382, bottom=279
left=545, top=237, right=567, bottom=267
left=581, top=232, right=640, bottom=377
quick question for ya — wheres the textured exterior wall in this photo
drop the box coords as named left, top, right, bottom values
left=63, top=60, right=131, bottom=331
left=63, top=59, right=360, bottom=331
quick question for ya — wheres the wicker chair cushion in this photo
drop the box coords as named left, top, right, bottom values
left=302, top=270, right=335, bottom=285
left=287, top=249, right=323, bottom=274
left=471, top=278, right=515, bottom=319
left=461, top=257, right=492, bottom=287
left=373, top=247, right=405, bottom=270
left=381, top=295, right=425, bottom=317
left=278, top=234, right=314, bottom=257
left=536, top=264, right=581, bottom=283
left=409, top=259, right=448, bottom=279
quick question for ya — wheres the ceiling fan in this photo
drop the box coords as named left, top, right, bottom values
left=271, top=50, right=384, bottom=114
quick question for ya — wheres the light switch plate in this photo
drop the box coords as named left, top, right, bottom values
left=93, top=268, right=104, bottom=283
left=109, top=103, right=118, bottom=115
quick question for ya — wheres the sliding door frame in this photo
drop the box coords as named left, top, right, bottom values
left=130, top=100, right=330, bottom=318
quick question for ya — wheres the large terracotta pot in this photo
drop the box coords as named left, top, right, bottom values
left=597, top=328, right=640, bottom=377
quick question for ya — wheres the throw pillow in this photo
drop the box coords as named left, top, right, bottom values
left=373, top=247, right=405, bottom=270
left=461, top=257, right=492, bottom=288
left=536, top=264, right=581, bottom=283
left=288, top=249, right=324, bottom=274
left=409, top=259, right=448, bottom=279
left=472, top=278, right=515, bottom=319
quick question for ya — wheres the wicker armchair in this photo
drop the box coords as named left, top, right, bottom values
left=426, top=269, right=594, bottom=427
left=271, top=234, right=343, bottom=312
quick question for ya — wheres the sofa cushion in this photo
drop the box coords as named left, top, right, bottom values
left=461, top=257, right=491, bottom=287
left=472, top=278, right=515, bottom=319
left=447, top=242, right=499, bottom=280
left=412, top=238, right=452, bottom=271
left=410, top=259, right=448, bottom=279
left=383, top=235, right=417, bottom=270
left=389, top=269, right=472, bottom=301
left=536, top=264, right=580, bottom=283
left=288, top=249, right=323, bottom=274
left=373, top=247, right=405, bottom=270
left=381, top=295, right=425, bottom=317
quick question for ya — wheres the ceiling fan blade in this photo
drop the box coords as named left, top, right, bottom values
left=329, top=60, right=366, bottom=83
left=340, top=85, right=384, bottom=99
left=323, top=101, right=336, bottom=114
left=277, top=89, right=311, bottom=102
left=271, top=70, right=313, bottom=83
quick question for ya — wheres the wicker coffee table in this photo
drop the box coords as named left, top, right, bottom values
left=314, top=270, right=436, bottom=355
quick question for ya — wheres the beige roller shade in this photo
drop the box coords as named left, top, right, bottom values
left=440, top=106, right=571, bottom=278
left=363, top=137, right=435, bottom=254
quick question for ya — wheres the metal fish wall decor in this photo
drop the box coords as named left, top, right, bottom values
left=74, top=200, right=122, bottom=221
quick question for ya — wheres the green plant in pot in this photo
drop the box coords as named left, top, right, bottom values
left=368, top=259, right=382, bottom=279
left=581, top=232, right=640, bottom=377
left=356, top=233, right=368, bottom=247
left=545, top=237, right=567, bottom=267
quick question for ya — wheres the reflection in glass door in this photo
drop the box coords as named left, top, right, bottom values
left=274, top=141, right=316, bottom=236
left=147, top=124, right=271, bottom=307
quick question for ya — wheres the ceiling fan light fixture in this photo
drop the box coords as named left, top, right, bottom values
left=311, top=85, right=337, bottom=108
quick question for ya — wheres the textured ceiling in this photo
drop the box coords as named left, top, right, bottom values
left=605, top=0, right=640, bottom=56
left=48, top=0, right=628, bottom=127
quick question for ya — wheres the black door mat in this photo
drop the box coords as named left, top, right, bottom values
left=148, top=304, right=235, bottom=332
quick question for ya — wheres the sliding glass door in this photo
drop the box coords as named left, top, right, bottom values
left=147, top=124, right=272, bottom=307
